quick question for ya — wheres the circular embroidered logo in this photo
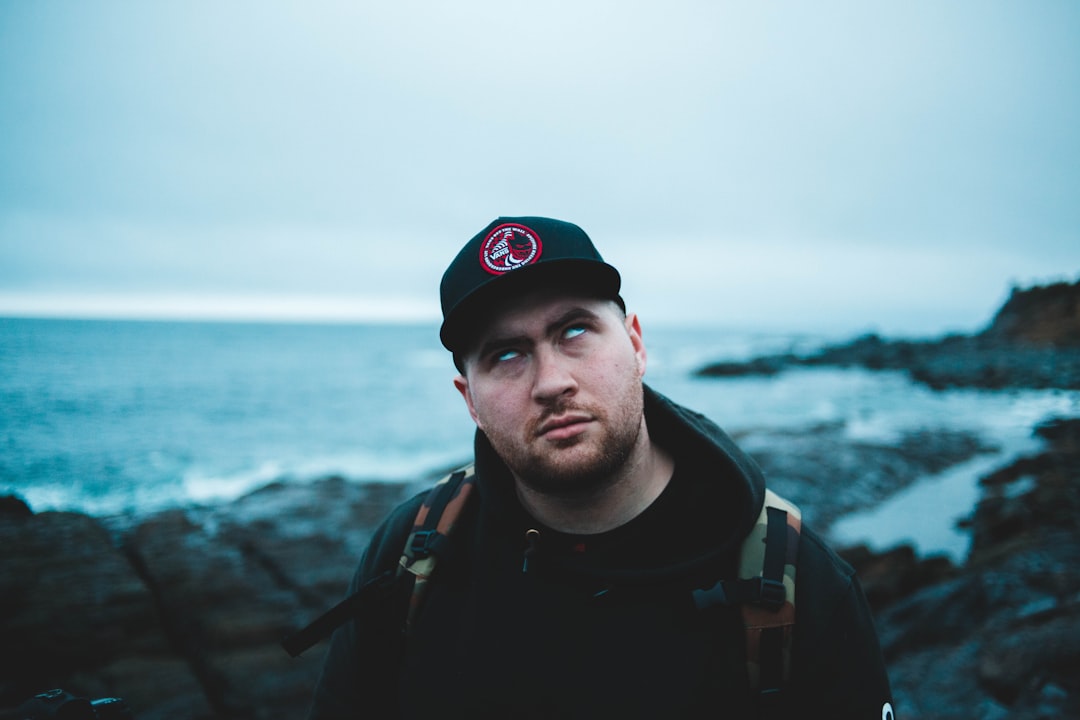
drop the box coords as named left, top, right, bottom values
left=479, top=223, right=542, bottom=275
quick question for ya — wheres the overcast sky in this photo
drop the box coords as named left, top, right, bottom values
left=1, top=1, right=1078, bottom=336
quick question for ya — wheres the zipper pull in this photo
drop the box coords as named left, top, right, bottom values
left=522, top=528, right=540, bottom=573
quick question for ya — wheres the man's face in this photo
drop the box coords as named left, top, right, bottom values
left=453, top=289, right=648, bottom=497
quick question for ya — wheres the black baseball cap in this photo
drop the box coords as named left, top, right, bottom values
left=439, top=216, right=623, bottom=357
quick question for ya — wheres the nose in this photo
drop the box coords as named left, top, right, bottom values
left=531, top=345, right=577, bottom=404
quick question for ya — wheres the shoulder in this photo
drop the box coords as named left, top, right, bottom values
left=789, top=519, right=885, bottom=651
left=798, top=525, right=856, bottom=587
left=789, top=525, right=895, bottom=713
left=793, top=524, right=864, bottom=620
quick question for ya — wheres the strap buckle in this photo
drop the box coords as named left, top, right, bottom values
left=757, top=577, right=787, bottom=611
left=407, top=529, right=442, bottom=560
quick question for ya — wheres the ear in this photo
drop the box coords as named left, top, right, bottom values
left=453, top=374, right=483, bottom=428
left=625, top=312, right=647, bottom=378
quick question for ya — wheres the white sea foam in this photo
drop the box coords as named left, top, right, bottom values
left=183, top=460, right=288, bottom=504
left=179, top=447, right=472, bottom=506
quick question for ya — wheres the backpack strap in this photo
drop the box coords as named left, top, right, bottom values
left=740, top=489, right=801, bottom=716
left=397, top=464, right=477, bottom=635
left=280, top=465, right=477, bottom=657
left=691, top=488, right=801, bottom=717
left=281, top=569, right=397, bottom=657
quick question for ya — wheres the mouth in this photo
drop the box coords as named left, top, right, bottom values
left=536, top=413, right=594, bottom=441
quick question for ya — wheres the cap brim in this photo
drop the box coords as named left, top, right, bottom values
left=439, top=259, right=621, bottom=353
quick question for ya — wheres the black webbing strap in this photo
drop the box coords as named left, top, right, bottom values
left=757, top=622, right=786, bottom=691
left=281, top=570, right=396, bottom=658
left=760, top=506, right=788, bottom=608
left=755, top=505, right=791, bottom=719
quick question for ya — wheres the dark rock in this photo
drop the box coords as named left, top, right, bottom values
left=121, top=508, right=310, bottom=718
left=695, top=279, right=1080, bottom=390
left=978, top=607, right=1080, bottom=709
left=839, top=543, right=957, bottom=610
left=692, top=355, right=793, bottom=378
left=965, top=422, right=1080, bottom=566
left=0, top=477, right=422, bottom=719
left=0, top=495, right=32, bottom=520
left=0, top=510, right=213, bottom=718
left=1033, top=416, right=1080, bottom=449
left=981, top=280, right=1080, bottom=348
left=869, top=414, right=1080, bottom=719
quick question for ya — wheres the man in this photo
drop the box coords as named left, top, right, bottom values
left=306, top=217, right=895, bottom=718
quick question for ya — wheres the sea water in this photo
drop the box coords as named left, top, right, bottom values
left=2, top=317, right=1077, bottom=559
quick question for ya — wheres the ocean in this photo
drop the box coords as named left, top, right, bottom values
left=3, top=317, right=1077, bottom=558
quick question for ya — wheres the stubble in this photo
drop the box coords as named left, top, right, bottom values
left=486, top=380, right=646, bottom=500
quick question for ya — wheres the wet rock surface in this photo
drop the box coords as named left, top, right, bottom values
left=1, top=478, right=430, bottom=720
left=735, top=424, right=993, bottom=534
left=845, top=417, right=1080, bottom=719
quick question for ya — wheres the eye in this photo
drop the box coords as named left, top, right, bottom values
left=494, top=348, right=522, bottom=363
left=564, top=325, right=587, bottom=340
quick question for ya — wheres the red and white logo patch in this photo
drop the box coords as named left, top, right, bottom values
left=479, top=223, right=542, bottom=275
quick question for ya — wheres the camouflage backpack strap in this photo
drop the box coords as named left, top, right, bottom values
left=397, top=464, right=477, bottom=636
left=690, top=488, right=801, bottom=715
left=279, top=465, right=478, bottom=658
left=740, top=488, right=801, bottom=715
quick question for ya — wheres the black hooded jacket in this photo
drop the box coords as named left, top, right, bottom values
left=307, top=387, right=895, bottom=719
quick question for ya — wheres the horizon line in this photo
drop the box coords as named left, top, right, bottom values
left=0, top=290, right=994, bottom=338
left=0, top=292, right=443, bottom=325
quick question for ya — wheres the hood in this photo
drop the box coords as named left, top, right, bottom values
left=472, top=384, right=768, bottom=582
left=639, top=384, right=766, bottom=540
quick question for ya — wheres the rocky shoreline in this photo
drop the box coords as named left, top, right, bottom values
left=2, top=279, right=1077, bottom=719
left=3, top=414, right=1076, bottom=719
left=698, top=279, right=1080, bottom=391
left=852, top=416, right=1080, bottom=718
left=1, top=477, right=433, bottom=720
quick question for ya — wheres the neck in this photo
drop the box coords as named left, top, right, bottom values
left=513, top=422, right=674, bottom=535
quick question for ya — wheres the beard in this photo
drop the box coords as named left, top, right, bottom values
left=483, top=384, right=646, bottom=499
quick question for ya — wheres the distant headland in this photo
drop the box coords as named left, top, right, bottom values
left=697, top=278, right=1080, bottom=390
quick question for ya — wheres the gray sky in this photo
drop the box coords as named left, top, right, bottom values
left=2, top=1, right=1078, bottom=335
